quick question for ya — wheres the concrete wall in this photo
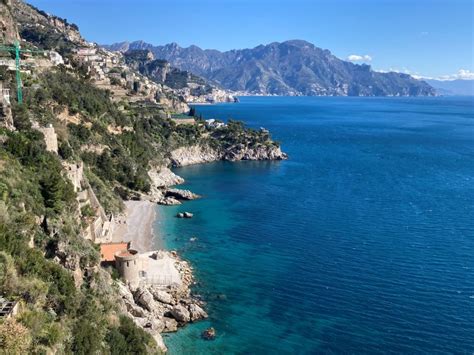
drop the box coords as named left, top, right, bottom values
left=63, top=162, right=84, bottom=192
left=38, top=125, right=58, bottom=153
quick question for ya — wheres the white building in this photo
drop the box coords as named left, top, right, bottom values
left=205, top=118, right=225, bottom=129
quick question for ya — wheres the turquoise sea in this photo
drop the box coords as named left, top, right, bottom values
left=154, top=96, right=474, bottom=354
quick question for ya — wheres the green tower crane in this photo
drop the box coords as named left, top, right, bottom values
left=0, top=40, right=46, bottom=104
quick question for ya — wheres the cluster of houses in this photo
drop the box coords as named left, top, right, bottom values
left=182, top=86, right=238, bottom=104
left=72, top=45, right=167, bottom=105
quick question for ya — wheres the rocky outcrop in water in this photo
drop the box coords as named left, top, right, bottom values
left=170, top=143, right=287, bottom=167
left=222, top=144, right=288, bottom=161
left=165, top=188, right=200, bottom=201
left=116, top=252, right=207, bottom=354
left=170, top=145, right=221, bottom=167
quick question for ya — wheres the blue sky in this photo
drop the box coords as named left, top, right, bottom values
left=27, top=0, right=473, bottom=79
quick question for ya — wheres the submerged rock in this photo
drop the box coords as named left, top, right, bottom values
left=183, top=212, right=194, bottom=218
left=202, top=327, right=216, bottom=340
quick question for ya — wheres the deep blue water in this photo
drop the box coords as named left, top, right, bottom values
left=155, top=96, right=474, bottom=354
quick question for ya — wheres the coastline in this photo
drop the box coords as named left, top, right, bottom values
left=110, top=171, right=210, bottom=353
left=108, top=135, right=288, bottom=352
left=112, top=200, right=163, bottom=251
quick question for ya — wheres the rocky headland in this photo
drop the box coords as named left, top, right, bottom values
left=115, top=251, right=207, bottom=353
left=170, top=142, right=287, bottom=167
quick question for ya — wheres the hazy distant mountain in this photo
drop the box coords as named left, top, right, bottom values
left=425, top=79, right=474, bottom=96
left=104, top=40, right=436, bottom=97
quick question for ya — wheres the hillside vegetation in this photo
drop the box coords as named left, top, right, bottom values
left=0, top=0, right=284, bottom=353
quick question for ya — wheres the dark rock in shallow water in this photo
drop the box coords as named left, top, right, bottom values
left=183, top=212, right=194, bottom=218
left=202, top=327, right=216, bottom=340
left=176, top=213, right=184, bottom=218
left=165, top=188, right=200, bottom=200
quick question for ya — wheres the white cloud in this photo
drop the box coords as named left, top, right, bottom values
left=437, top=69, right=474, bottom=81
left=347, top=54, right=372, bottom=62
left=410, top=69, right=474, bottom=81
left=373, top=68, right=474, bottom=81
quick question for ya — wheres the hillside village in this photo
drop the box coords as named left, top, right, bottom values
left=0, top=0, right=286, bottom=353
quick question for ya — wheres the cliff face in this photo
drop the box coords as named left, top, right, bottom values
left=106, top=40, right=436, bottom=97
left=0, top=0, right=20, bottom=43
left=10, top=0, right=86, bottom=49
left=170, top=145, right=221, bottom=167
left=169, top=143, right=287, bottom=167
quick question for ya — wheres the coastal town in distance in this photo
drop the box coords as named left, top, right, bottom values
left=0, top=0, right=473, bottom=353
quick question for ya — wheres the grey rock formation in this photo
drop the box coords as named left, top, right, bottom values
left=158, top=196, right=181, bottom=205
left=170, top=304, right=191, bottom=323
left=126, top=302, right=147, bottom=317
left=134, top=287, right=157, bottom=312
left=0, top=0, right=20, bottom=43
left=165, top=188, right=200, bottom=201
left=162, top=317, right=178, bottom=332
left=150, top=288, right=173, bottom=305
left=170, top=145, right=221, bottom=167
left=223, top=144, right=288, bottom=161
left=170, top=143, right=287, bottom=167
left=148, top=166, right=184, bottom=188
left=188, top=304, right=208, bottom=321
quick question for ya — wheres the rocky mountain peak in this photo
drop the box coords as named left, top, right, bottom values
left=106, top=39, right=435, bottom=96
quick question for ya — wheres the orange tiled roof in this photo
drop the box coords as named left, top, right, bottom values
left=100, top=242, right=129, bottom=262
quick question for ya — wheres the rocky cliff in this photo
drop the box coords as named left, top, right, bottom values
left=170, top=143, right=287, bottom=167
left=105, top=40, right=436, bottom=97
left=0, top=0, right=20, bottom=43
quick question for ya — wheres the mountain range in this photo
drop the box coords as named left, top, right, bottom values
left=425, top=79, right=474, bottom=96
left=104, top=40, right=436, bottom=97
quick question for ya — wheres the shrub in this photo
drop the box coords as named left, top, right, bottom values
left=0, top=318, right=32, bottom=354
left=106, top=315, right=153, bottom=355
